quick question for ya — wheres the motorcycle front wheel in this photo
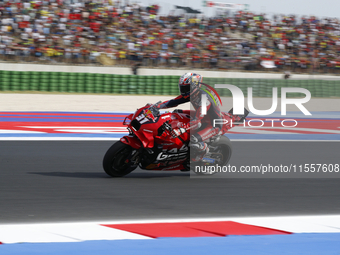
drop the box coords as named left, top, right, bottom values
left=103, top=141, right=138, bottom=177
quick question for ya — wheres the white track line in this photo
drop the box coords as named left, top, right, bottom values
left=0, top=138, right=339, bottom=142
left=0, top=223, right=151, bottom=244
left=1, top=215, right=340, bottom=244
left=0, top=138, right=121, bottom=141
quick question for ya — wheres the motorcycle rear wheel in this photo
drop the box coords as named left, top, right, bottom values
left=214, top=135, right=232, bottom=166
left=103, top=141, right=138, bottom=177
left=191, top=136, right=232, bottom=175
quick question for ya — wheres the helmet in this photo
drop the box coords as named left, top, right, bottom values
left=178, top=72, right=203, bottom=97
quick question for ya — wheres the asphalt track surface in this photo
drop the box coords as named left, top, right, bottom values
left=1, top=141, right=340, bottom=224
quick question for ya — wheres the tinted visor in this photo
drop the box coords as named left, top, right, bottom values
left=179, top=84, right=190, bottom=95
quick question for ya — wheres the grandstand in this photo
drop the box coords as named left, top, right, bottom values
left=0, top=0, right=340, bottom=74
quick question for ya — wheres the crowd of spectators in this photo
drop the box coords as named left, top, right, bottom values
left=2, top=0, right=340, bottom=74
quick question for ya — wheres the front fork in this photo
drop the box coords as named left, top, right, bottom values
left=120, top=136, right=143, bottom=166
left=121, top=135, right=159, bottom=167
left=125, top=148, right=142, bottom=166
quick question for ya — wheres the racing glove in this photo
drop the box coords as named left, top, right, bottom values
left=170, top=128, right=186, bottom=138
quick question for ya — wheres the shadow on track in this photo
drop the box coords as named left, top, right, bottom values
left=125, top=172, right=190, bottom=178
left=28, top=172, right=108, bottom=179
left=28, top=171, right=190, bottom=179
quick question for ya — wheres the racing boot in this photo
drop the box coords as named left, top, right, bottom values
left=191, top=141, right=209, bottom=162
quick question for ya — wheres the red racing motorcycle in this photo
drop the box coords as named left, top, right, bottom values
left=103, top=102, right=247, bottom=177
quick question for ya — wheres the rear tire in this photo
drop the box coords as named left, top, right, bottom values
left=213, top=135, right=232, bottom=166
left=103, top=141, right=138, bottom=177
left=191, top=136, right=232, bottom=175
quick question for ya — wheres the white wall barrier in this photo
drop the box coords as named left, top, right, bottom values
left=1, top=62, right=340, bottom=80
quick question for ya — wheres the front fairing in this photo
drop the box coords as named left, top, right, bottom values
left=127, top=106, right=167, bottom=148
left=125, top=106, right=191, bottom=150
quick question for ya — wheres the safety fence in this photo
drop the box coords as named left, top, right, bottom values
left=0, top=70, right=339, bottom=97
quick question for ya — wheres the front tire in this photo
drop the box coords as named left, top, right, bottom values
left=103, top=141, right=138, bottom=177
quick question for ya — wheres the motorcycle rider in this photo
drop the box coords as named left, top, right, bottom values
left=149, top=72, right=223, bottom=161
